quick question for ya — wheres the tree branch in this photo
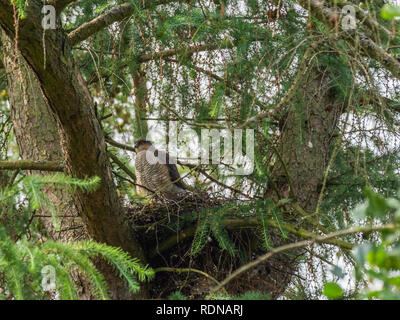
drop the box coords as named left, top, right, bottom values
left=49, top=0, right=75, bottom=13
left=105, top=136, right=135, bottom=152
left=68, top=0, right=182, bottom=46
left=148, top=214, right=353, bottom=258
left=0, top=160, right=64, bottom=172
left=68, top=3, right=135, bottom=46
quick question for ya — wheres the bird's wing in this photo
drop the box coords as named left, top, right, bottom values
left=155, top=149, right=186, bottom=190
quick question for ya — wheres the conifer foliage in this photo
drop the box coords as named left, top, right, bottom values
left=0, top=174, right=153, bottom=299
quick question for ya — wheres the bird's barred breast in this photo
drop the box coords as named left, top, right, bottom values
left=135, top=150, right=178, bottom=195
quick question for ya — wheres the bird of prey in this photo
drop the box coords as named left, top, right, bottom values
left=134, top=139, right=186, bottom=199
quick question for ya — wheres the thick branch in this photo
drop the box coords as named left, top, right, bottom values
left=50, top=0, right=75, bottom=13
left=148, top=214, right=353, bottom=258
left=68, top=0, right=181, bottom=46
left=0, top=160, right=63, bottom=172
left=68, top=3, right=135, bottom=46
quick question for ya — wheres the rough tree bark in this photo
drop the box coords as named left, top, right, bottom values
left=1, top=32, right=81, bottom=240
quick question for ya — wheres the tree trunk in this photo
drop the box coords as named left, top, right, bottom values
left=267, top=61, right=342, bottom=297
left=1, top=31, right=99, bottom=299
left=2, top=32, right=83, bottom=240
